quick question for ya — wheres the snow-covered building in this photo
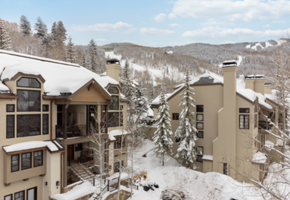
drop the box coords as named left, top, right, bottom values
left=0, top=50, right=129, bottom=199
left=150, top=60, right=284, bottom=182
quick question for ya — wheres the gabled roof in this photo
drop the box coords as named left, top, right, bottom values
left=0, top=50, right=119, bottom=96
left=153, top=71, right=273, bottom=110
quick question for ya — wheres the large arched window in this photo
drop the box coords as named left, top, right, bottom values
left=108, top=86, right=119, bottom=94
left=17, top=77, right=40, bottom=88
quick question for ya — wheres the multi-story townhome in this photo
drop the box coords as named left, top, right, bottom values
left=0, top=50, right=128, bottom=200
left=150, top=60, right=284, bottom=182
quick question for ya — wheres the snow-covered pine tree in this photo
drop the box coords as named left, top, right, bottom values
left=133, top=84, right=148, bottom=124
left=175, top=67, right=199, bottom=169
left=150, top=78, right=155, bottom=103
left=20, top=15, right=31, bottom=36
left=88, top=39, right=99, bottom=73
left=121, top=59, right=134, bottom=99
left=66, top=36, right=77, bottom=63
left=51, top=22, right=57, bottom=40
left=153, top=86, right=173, bottom=166
left=0, top=20, right=12, bottom=50
left=34, top=17, right=47, bottom=38
left=80, top=54, right=87, bottom=68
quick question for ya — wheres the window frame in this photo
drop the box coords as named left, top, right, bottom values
left=6, top=104, right=15, bottom=112
left=108, top=95, right=119, bottom=110
left=239, top=108, right=250, bottom=113
left=43, top=104, right=49, bottom=112
left=17, top=114, right=41, bottom=137
left=27, top=187, right=37, bottom=200
left=33, top=150, right=43, bottom=168
left=172, top=113, right=179, bottom=120
left=21, top=152, right=32, bottom=170
left=196, top=131, right=204, bottom=139
left=196, top=155, right=203, bottom=163
left=196, top=122, right=204, bottom=130
left=196, top=114, right=204, bottom=121
left=197, top=146, right=204, bottom=155
left=114, top=137, right=122, bottom=149
left=17, top=77, right=40, bottom=88
left=6, top=115, right=15, bottom=139
left=17, top=89, right=41, bottom=112
left=223, top=163, right=228, bottom=175
left=239, top=115, right=250, bottom=129
left=11, top=154, right=19, bottom=173
left=43, top=114, right=49, bottom=135
left=196, top=105, right=204, bottom=112
left=4, top=194, right=12, bottom=200
left=14, top=190, right=25, bottom=200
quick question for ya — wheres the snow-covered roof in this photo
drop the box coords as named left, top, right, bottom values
left=151, top=93, right=172, bottom=105
left=0, top=50, right=119, bottom=96
left=202, top=155, right=213, bottom=161
left=164, top=71, right=273, bottom=110
left=108, top=129, right=129, bottom=141
left=3, top=140, right=64, bottom=153
left=252, top=151, right=267, bottom=164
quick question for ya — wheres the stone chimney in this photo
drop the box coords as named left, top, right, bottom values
left=244, top=75, right=265, bottom=95
left=106, top=58, right=120, bottom=82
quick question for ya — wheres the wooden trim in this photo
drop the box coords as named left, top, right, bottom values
left=43, top=96, right=68, bottom=100
left=11, top=72, right=45, bottom=83
left=0, top=51, right=80, bottom=68
left=4, top=146, right=65, bottom=155
left=54, top=101, right=110, bottom=105
left=50, top=100, right=53, bottom=140
left=0, top=94, right=18, bottom=99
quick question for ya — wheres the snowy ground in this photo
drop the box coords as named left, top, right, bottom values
left=128, top=140, right=263, bottom=200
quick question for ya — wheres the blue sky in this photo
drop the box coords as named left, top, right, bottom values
left=1, top=0, right=290, bottom=47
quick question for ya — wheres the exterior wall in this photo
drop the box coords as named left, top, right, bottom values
left=245, top=79, right=255, bottom=91
left=203, top=160, right=213, bottom=173
left=213, top=66, right=238, bottom=180
left=71, top=85, right=108, bottom=103
left=254, top=79, right=265, bottom=95
left=108, top=142, right=115, bottom=175
left=264, top=86, right=272, bottom=94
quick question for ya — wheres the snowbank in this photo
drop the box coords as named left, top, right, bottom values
left=252, top=152, right=267, bottom=164
left=108, top=129, right=129, bottom=141
left=52, top=181, right=95, bottom=200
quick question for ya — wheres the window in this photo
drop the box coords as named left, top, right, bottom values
left=114, top=137, right=122, bottom=149
left=108, top=112, right=119, bottom=127
left=197, top=146, right=204, bottom=154
left=196, top=105, right=204, bottom=112
left=109, top=95, right=119, bottom=110
left=57, top=113, right=63, bottom=126
left=43, top=114, right=49, bottom=135
left=122, top=137, right=126, bottom=148
left=239, top=115, right=249, bottom=129
left=114, top=162, right=120, bottom=173
left=196, top=155, right=203, bottom=163
left=6, top=104, right=15, bottom=112
left=21, top=152, right=32, bottom=170
left=27, top=187, right=37, bottom=200
left=57, top=105, right=63, bottom=112
left=14, top=191, right=24, bottom=200
left=223, top=163, right=228, bottom=175
left=6, top=115, right=14, bottom=138
left=120, top=112, right=123, bottom=126
left=11, top=154, right=19, bottom=172
left=254, top=114, right=257, bottom=128
left=4, top=194, right=12, bottom=200
left=17, top=77, right=40, bottom=88
left=75, top=143, right=83, bottom=151
left=108, top=86, right=119, bottom=94
left=17, top=115, right=40, bottom=137
left=172, top=113, right=179, bottom=120
left=239, top=108, right=249, bottom=113
left=196, top=122, right=204, bottom=130
left=196, top=131, right=204, bottom=138
left=17, top=90, right=40, bottom=111
left=34, top=151, right=43, bottom=167
left=175, top=137, right=181, bottom=143
left=43, top=105, right=49, bottom=112
left=196, top=114, right=203, bottom=121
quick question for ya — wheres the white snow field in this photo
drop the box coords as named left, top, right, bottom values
left=128, top=140, right=262, bottom=200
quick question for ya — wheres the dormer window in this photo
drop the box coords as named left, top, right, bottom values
left=108, top=86, right=119, bottom=94
left=17, top=77, right=40, bottom=88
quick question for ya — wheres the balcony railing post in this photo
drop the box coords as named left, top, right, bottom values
left=64, top=106, right=68, bottom=139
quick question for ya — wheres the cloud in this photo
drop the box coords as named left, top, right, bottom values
left=169, top=23, right=181, bottom=27
left=169, top=0, right=290, bottom=22
left=72, top=22, right=133, bottom=33
left=154, top=13, right=167, bottom=22
left=264, top=24, right=271, bottom=27
left=182, top=27, right=290, bottom=39
left=95, top=38, right=106, bottom=42
left=140, top=27, right=175, bottom=36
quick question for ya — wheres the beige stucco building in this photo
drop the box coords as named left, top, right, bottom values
left=0, top=50, right=128, bottom=200
left=150, top=60, right=283, bottom=182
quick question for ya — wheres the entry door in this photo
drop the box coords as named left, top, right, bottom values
left=67, top=145, right=74, bottom=161
left=27, top=187, right=37, bottom=200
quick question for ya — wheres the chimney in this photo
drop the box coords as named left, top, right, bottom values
left=106, top=58, right=121, bottom=82
left=222, top=60, right=238, bottom=108
left=244, top=75, right=265, bottom=95
left=264, top=83, right=272, bottom=94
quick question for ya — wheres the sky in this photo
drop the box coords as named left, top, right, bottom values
left=1, top=0, right=290, bottom=47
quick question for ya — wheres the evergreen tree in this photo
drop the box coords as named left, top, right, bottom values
left=0, top=20, right=12, bottom=50
left=88, top=39, right=98, bottom=73
left=66, top=36, right=77, bottom=63
left=80, top=54, right=87, bottom=68
left=34, top=17, right=47, bottom=38
left=153, top=86, right=173, bottom=166
left=175, top=67, right=199, bottom=169
left=150, top=78, right=155, bottom=103
left=123, top=59, right=130, bottom=80
left=133, top=85, right=148, bottom=123
left=20, top=15, right=31, bottom=36
left=55, top=21, right=67, bottom=44
left=121, top=59, right=134, bottom=99
left=51, top=22, right=57, bottom=40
